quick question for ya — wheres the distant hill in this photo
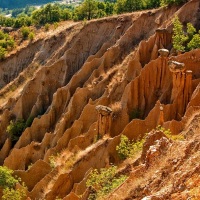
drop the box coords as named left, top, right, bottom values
left=0, top=0, right=59, bottom=9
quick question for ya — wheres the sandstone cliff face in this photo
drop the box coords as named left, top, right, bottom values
left=1, top=0, right=200, bottom=199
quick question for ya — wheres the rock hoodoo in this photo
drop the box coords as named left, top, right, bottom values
left=168, top=60, right=186, bottom=73
left=158, top=105, right=164, bottom=126
left=96, top=105, right=112, bottom=137
left=169, top=61, right=192, bottom=117
left=0, top=0, right=200, bottom=199
left=158, top=48, right=169, bottom=57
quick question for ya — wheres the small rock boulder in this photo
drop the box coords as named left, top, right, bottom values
left=168, top=60, right=185, bottom=73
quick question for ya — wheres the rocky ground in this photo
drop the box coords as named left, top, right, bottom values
left=0, top=0, right=200, bottom=199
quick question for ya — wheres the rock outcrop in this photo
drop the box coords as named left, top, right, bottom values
left=96, top=105, right=112, bottom=137
left=0, top=0, right=200, bottom=199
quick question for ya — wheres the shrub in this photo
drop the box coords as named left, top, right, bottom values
left=6, top=38, right=15, bottom=49
left=6, top=119, right=26, bottom=142
left=0, top=31, right=15, bottom=56
left=0, top=30, right=4, bottom=40
left=20, top=26, right=30, bottom=39
left=49, top=155, right=56, bottom=168
left=2, top=187, right=26, bottom=200
left=53, top=22, right=58, bottom=30
left=28, top=32, right=35, bottom=41
left=131, top=138, right=145, bottom=155
left=116, top=135, right=144, bottom=160
left=116, top=135, right=132, bottom=160
left=0, top=46, right=6, bottom=60
left=156, top=125, right=184, bottom=140
left=0, top=166, right=19, bottom=188
left=86, top=166, right=127, bottom=199
left=44, top=23, right=50, bottom=31
left=0, top=39, right=7, bottom=48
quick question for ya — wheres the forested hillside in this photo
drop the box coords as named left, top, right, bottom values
left=0, top=0, right=58, bottom=9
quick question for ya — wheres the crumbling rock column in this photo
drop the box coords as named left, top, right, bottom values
left=158, top=48, right=169, bottom=58
left=155, top=28, right=170, bottom=49
left=157, top=48, right=169, bottom=90
left=168, top=60, right=185, bottom=73
left=185, top=70, right=192, bottom=104
left=151, top=29, right=170, bottom=60
left=158, top=105, right=164, bottom=126
left=96, top=105, right=112, bottom=137
left=168, top=61, right=192, bottom=118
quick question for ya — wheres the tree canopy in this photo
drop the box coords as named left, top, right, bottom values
left=0, top=0, right=59, bottom=9
left=172, top=16, right=200, bottom=52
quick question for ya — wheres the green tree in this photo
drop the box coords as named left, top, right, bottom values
left=97, top=2, right=106, bottom=18
left=187, top=33, right=200, bottom=51
left=0, top=166, right=19, bottom=188
left=12, top=8, right=24, bottom=18
left=160, top=0, right=187, bottom=6
left=172, top=16, right=188, bottom=52
left=115, top=0, right=143, bottom=13
left=24, top=6, right=36, bottom=16
left=115, top=0, right=126, bottom=14
left=74, top=0, right=98, bottom=20
left=105, top=2, right=115, bottom=15
left=145, top=0, right=161, bottom=8
left=61, top=9, right=72, bottom=20
left=172, top=17, right=200, bottom=52
left=0, top=15, right=11, bottom=26
left=13, top=16, right=32, bottom=28
left=187, top=22, right=196, bottom=41
left=125, top=0, right=143, bottom=12
left=32, top=4, right=62, bottom=24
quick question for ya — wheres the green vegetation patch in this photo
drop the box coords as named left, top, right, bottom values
left=156, top=125, right=184, bottom=140
left=0, top=30, right=15, bottom=60
left=0, top=166, right=27, bottom=200
left=116, top=135, right=145, bottom=160
left=6, top=119, right=26, bottom=143
left=2, top=187, right=26, bottom=200
left=172, top=16, right=200, bottom=52
left=86, top=165, right=127, bottom=199
left=0, top=166, right=19, bottom=188
left=6, top=117, right=34, bottom=144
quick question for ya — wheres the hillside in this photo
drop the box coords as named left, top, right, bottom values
left=0, top=0, right=200, bottom=199
left=0, top=0, right=59, bottom=9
